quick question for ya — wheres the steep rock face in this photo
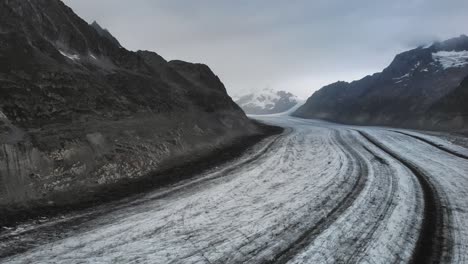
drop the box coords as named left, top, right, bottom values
left=293, top=35, right=468, bottom=131
left=0, top=0, right=261, bottom=210
left=235, top=88, right=299, bottom=115
left=427, top=74, right=468, bottom=131
left=90, top=21, right=121, bottom=47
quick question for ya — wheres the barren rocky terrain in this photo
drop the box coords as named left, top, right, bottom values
left=0, top=0, right=267, bottom=219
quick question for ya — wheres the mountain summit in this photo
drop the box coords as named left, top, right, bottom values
left=235, top=88, right=299, bottom=115
left=293, top=35, right=468, bottom=131
left=90, top=21, right=122, bottom=47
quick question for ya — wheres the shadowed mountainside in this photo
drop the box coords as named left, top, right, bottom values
left=0, top=0, right=269, bottom=216
left=294, top=35, right=468, bottom=132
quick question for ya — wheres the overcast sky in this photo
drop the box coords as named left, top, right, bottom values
left=63, top=0, right=468, bottom=98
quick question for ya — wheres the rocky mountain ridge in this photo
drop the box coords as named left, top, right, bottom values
left=293, top=35, right=468, bottom=131
left=90, top=21, right=121, bottom=48
left=0, top=0, right=269, bottom=216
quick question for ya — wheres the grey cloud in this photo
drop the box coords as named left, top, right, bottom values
left=63, top=0, right=468, bottom=98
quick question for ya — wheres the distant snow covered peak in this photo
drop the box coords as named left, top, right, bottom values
left=235, top=88, right=299, bottom=115
left=250, top=88, right=288, bottom=109
left=432, top=50, right=468, bottom=69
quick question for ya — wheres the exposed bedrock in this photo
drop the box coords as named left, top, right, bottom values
left=0, top=0, right=270, bottom=215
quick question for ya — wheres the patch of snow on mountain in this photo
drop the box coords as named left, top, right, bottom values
left=0, top=110, right=7, bottom=119
left=420, top=42, right=434, bottom=49
left=413, top=61, right=421, bottom=69
left=393, top=61, right=426, bottom=84
left=432, top=50, right=468, bottom=69
left=393, top=73, right=410, bottom=81
left=59, top=50, right=80, bottom=61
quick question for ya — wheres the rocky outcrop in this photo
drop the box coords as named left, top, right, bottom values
left=426, top=74, right=468, bottom=131
left=90, top=21, right=121, bottom=47
left=293, top=35, right=468, bottom=131
left=0, top=0, right=266, bottom=214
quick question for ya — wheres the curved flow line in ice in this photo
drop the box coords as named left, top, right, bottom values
left=390, top=131, right=468, bottom=160
left=262, top=130, right=370, bottom=264
left=358, top=131, right=452, bottom=264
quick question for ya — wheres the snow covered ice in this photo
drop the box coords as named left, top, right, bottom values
left=1, top=115, right=468, bottom=263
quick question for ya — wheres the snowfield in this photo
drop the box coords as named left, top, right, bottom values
left=432, top=50, right=468, bottom=69
left=1, top=116, right=468, bottom=263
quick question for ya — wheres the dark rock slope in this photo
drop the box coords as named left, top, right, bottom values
left=0, top=0, right=264, bottom=213
left=428, top=74, right=468, bottom=131
left=90, top=21, right=121, bottom=47
left=293, top=35, right=468, bottom=131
